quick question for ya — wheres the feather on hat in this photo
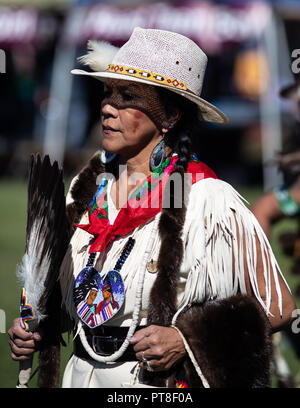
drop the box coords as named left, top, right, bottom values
left=77, top=40, right=119, bottom=72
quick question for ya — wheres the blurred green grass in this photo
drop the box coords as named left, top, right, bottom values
left=0, top=178, right=73, bottom=388
left=0, top=179, right=299, bottom=387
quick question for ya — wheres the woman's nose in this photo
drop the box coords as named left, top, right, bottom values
left=101, top=102, right=118, bottom=118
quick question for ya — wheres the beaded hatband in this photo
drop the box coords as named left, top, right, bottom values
left=106, top=64, right=188, bottom=91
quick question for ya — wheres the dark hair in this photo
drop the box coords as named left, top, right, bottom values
left=157, top=88, right=202, bottom=171
left=73, top=276, right=98, bottom=307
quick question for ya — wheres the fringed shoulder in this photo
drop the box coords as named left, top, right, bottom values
left=173, top=178, right=289, bottom=324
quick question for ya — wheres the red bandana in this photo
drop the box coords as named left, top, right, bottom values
left=76, top=154, right=217, bottom=253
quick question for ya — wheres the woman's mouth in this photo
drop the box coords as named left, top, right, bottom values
left=103, top=125, right=119, bottom=134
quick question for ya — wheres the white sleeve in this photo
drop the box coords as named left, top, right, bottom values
left=173, top=178, right=288, bottom=324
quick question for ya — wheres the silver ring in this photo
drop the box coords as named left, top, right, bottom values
left=141, top=351, right=154, bottom=372
left=141, top=351, right=147, bottom=362
left=145, top=359, right=154, bottom=372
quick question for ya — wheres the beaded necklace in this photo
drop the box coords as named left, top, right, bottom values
left=73, top=237, right=135, bottom=329
left=77, top=215, right=160, bottom=363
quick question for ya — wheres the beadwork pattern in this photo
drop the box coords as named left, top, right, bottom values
left=113, top=237, right=135, bottom=271
left=106, top=64, right=188, bottom=91
left=73, top=237, right=136, bottom=328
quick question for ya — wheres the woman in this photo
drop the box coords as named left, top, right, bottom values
left=96, top=283, right=119, bottom=314
left=9, top=27, right=296, bottom=388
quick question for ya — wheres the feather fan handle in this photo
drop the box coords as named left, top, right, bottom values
left=17, top=154, right=70, bottom=388
left=77, top=40, right=119, bottom=72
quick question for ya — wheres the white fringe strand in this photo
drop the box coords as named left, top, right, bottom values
left=173, top=179, right=288, bottom=325
left=171, top=324, right=210, bottom=388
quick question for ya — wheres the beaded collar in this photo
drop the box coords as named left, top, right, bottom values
left=76, top=153, right=217, bottom=253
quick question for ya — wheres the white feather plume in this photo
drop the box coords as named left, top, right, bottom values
left=78, top=40, right=119, bottom=72
left=16, top=217, right=50, bottom=325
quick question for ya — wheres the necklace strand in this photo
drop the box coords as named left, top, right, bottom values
left=78, top=214, right=160, bottom=363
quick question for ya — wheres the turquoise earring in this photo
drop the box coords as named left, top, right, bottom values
left=149, top=138, right=166, bottom=172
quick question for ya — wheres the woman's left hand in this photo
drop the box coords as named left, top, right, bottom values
left=129, top=325, right=186, bottom=372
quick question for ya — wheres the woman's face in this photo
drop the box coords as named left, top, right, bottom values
left=101, top=79, right=163, bottom=157
left=102, top=289, right=111, bottom=302
left=87, top=289, right=97, bottom=305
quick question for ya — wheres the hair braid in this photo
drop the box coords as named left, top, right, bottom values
left=176, top=131, right=192, bottom=172
left=156, top=87, right=202, bottom=171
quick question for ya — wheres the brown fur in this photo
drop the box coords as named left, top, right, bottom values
left=66, top=151, right=105, bottom=233
left=147, top=168, right=187, bottom=326
left=176, top=295, right=273, bottom=388
left=38, top=346, right=60, bottom=388
left=142, top=168, right=187, bottom=386
left=37, top=281, right=64, bottom=387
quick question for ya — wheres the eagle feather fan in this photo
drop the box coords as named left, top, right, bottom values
left=16, top=154, right=69, bottom=388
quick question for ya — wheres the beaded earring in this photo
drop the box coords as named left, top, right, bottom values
left=149, top=138, right=166, bottom=172
left=149, top=122, right=175, bottom=172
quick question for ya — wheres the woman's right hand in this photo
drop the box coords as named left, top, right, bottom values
left=8, top=318, right=42, bottom=361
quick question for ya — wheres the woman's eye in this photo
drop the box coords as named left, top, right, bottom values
left=103, top=90, right=112, bottom=98
left=122, top=93, right=134, bottom=101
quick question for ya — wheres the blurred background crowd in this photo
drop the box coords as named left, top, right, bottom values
left=0, top=0, right=299, bottom=186
left=1, top=0, right=300, bottom=388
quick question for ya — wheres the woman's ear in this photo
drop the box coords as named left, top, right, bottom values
left=161, top=108, right=182, bottom=134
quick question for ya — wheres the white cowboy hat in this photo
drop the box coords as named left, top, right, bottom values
left=71, top=27, right=228, bottom=124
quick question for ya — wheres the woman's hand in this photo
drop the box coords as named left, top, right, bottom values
left=129, top=325, right=186, bottom=372
left=8, top=318, right=42, bottom=361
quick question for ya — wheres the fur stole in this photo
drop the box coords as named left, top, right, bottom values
left=175, top=295, right=272, bottom=388
left=65, top=152, right=273, bottom=388
left=66, top=152, right=105, bottom=235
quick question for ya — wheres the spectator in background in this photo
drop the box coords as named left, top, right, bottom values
left=251, top=79, right=300, bottom=387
